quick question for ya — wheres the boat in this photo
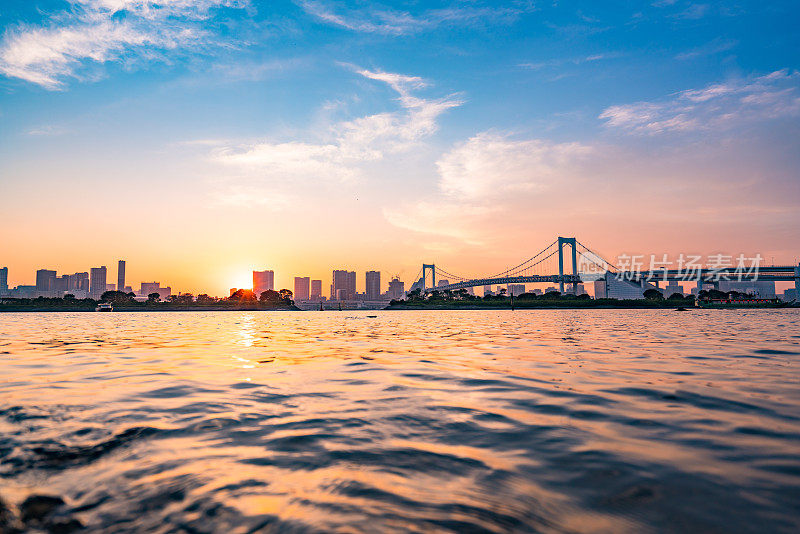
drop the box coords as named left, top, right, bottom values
left=95, top=302, right=113, bottom=312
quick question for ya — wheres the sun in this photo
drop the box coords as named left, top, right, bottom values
left=229, top=270, right=253, bottom=292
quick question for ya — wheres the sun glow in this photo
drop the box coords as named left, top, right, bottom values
left=228, top=270, right=253, bottom=294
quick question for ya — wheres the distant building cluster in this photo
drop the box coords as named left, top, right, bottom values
left=593, top=272, right=778, bottom=300
left=234, top=268, right=406, bottom=308
left=0, top=260, right=171, bottom=300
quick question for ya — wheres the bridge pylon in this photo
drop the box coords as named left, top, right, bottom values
left=557, top=237, right=578, bottom=294
left=422, top=264, right=436, bottom=292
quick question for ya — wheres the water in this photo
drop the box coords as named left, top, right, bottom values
left=1, top=310, right=799, bottom=533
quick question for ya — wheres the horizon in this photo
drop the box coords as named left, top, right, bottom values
left=2, top=1, right=799, bottom=296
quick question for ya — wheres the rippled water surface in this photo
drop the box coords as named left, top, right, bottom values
left=1, top=310, right=799, bottom=533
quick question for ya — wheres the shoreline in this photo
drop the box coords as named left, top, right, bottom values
left=1, top=305, right=796, bottom=312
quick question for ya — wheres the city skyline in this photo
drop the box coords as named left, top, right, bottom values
left=1, top=1, right=799, bottom=296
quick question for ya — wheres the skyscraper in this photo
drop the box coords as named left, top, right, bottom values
left=387, top=277, right=405, bottom=300
left=294, top=277, right=310, bottom=301
left=310, top=279, right=322, bottom=300
left=365, top=271, right=381, bottom=300
left=55, top=275, right=69, bottom=294
left=36, top=269, right=57, bottom=295
left=331, top=270, right=356, bottom=300
left=68, top=272, right=89, bottom=293
left=117, top=260, right=126, bottom=294
left=508, top=284, right=526, bottom=296
left=253, top=270, right=274, bottom=296
left=90, top=266, right=107, bottom=299
left=0, top=267, right=8, bottom=294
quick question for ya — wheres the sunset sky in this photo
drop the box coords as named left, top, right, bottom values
left=1, top=0, right=799, bottom=295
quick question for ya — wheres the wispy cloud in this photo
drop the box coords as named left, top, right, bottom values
left=675, top=38, right=737, bottom=60
left=518, top=52, right=622, bottom=71
left=437, top=132, right=592, bottom=199
left=26, top=125, right=69, bottom=136
left=384, top=132, right=593, bottom=245
left=0, top=0, right=247, bottom=89
left=207, top=67, right=462, bottom=200
left=599, top=70, right=800, bottom=134
left=298, top=1, right=528, bottom=35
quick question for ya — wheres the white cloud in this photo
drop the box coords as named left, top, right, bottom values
left=383, top=201, right=497, bottom=246
left=298, top=1, right=526, bottom=35
left=208, top=67, right=462, bottom=193
left=26, top=125, right=69, bottom=136
left=0, top=0, right=247, bottom=89
left=437, top=132, right=592, bottom=199
left=383, top=132, right=594, bottom=244
left=599, top=70, right=800, bottom=134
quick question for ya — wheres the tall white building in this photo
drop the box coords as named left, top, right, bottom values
left=253, top=270, right=274, bottom=296
left=508, top=284, right=526, bottom=296
left=366, top=271, right=381, bottom=300
left=90, top=266, right=107, bottom=299
left=117, top=260, right=126, bottom=294
left=331, top=270, right=356, bottom=300
left=594, top=273, right=659, bottom=299
left=294, top=277, right=310, bottom=300
left=310, top=279, right=322, bottom=300
left=0, top=267, right=8, bottom=294
left=387, top=277, right=405, bottom=300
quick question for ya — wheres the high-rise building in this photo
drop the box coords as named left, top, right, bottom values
left=253, top=270, right=274, bottom=296
left=437, top=279, right=450, bottom=287
left=139, top=282, right=171, bottom=299
left=348, top=271, right=356, bottom=300
left=365, top=271, right=381, bottom=300
left=294, top=277, right=310, bottom=300
left=331, top=270, right=356, bottom=300
left=387, top=277, right=405, bottom=300
left=36, top=269, right=57, bottom=295
left=483, top=285, right=494, bottom=296
left=310, top=280, right=322, bottom=300
left=117, top=260, right=126, bottom=294
left=140, top=282, right=161, bottom=296
left=68, top=272, right=89, bottom=293
left=0, top=267, right=8, bottom=294
left=508, top=284, right=526, bottom=296
left=90, top=266, right=107, bottom=298
left=663, top=280, right=684, bottom=297
left=55, top=275, right=69, bottom=294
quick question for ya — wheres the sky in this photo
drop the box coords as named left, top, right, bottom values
left=1, top=0, right=799, bottom=295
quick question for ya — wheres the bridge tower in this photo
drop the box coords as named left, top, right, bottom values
left=795, top=263, right=800, bottom=297
left=557, top=237, right=578, bottom=294
left=422, top=264, right=436, bottom=292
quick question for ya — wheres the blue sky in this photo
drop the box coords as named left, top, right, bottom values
left=1, top=1, right=799, bottom=293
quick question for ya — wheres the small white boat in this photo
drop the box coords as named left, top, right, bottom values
left=95, top=302, right=113, bottom=312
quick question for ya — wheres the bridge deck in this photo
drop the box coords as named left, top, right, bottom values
left=426, top=266, right=799, bottom=293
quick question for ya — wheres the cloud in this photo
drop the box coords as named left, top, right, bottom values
left=599, top=70, right=800, bottom=134
left=675, top=38, right=737, bottom=60
left=383, top=201, right=498, bottom=246
left=298, top=1, right=527, bottom=35
left=208, top=67, right=462, bottom=196
left=518, top=52, right=622, bottom=71
left=26, top=125, right=69, bottom=136
left=383, top=132, right=595, bottom=245
left=0, top=0, right=247, bottom=89
left=437, top=132, right=592, bottom=199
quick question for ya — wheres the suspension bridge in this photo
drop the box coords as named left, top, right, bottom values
left=408, top=237, right=800, bottom=296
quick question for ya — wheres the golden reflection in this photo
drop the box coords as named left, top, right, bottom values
left=0, top=310, right=798, bottom=533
